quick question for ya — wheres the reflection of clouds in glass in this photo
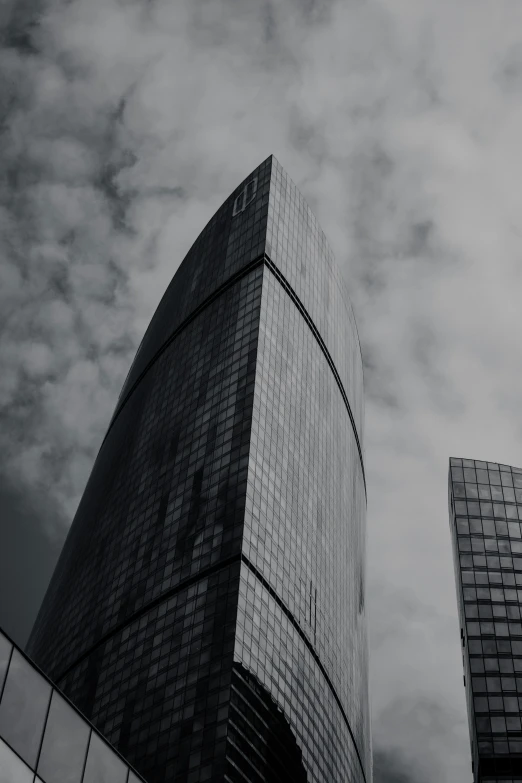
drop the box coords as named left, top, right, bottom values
left=37, top=692, right=90, bottom=783
left=0, top=631, right=12, bottom=693
left=0, top=738, right=33, bottom=783
left=83, top=732, right=127, bottom=783
left=0, top=649, right=51, bottom=767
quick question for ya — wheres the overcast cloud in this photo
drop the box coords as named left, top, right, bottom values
left=3, top=0, right=522, bottom=780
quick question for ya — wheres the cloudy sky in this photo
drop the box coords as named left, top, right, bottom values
left=3, top=0, right=522, bottom=780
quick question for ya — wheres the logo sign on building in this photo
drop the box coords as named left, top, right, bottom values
left=232, top=178, right=258, bottom=217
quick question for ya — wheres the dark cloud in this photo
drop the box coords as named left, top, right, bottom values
left=372, top=695, right=469, bottom=783
left=0, top=473, right=65, bottom=648
left=373, top=748, right=418, bottom=783
left=0, top=0, right=41, bottom=53
left=0, top=0, right=145, bottom=523
left=407, top=220, right=434, bottom=257
left=362, top=350, right=402, bottom=410
left=495, top=42, right=522, bottom=93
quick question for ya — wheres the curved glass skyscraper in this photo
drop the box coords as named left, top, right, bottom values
left=28, top=156, right=370, bottom=783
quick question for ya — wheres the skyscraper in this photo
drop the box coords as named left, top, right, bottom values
left=449, top=457, right=522, bottom=783
left=27, top=156, right=370, bottom=783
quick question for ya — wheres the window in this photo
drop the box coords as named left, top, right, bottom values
left=37, top=692, right=90, bottom=783
left=0, top=737, right=33, bottom=783
left=83, top=732, right=127, bottom=783
left=0, top=649, right=51, bottom=767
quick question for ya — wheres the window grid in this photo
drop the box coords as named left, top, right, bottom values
left=451, top=457, right=522, bottom=779
left=27, top=158, right=368, bottom=783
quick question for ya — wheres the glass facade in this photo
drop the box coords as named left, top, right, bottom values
left=27, top=157, right=370, bottom=783
left=0, top=627, right=144, bottom=783
left=449, top=457, right=522, bottom=783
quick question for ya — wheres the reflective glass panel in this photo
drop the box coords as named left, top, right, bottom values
left=0, top=648, right=51, bottom=766
left=37, top=692, right=90, bottom=783
left=0, top=737, right=34, bottom=783
left=0, top=631, right=12, bottom=694
left=83, top=732, right=126, bottom=783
